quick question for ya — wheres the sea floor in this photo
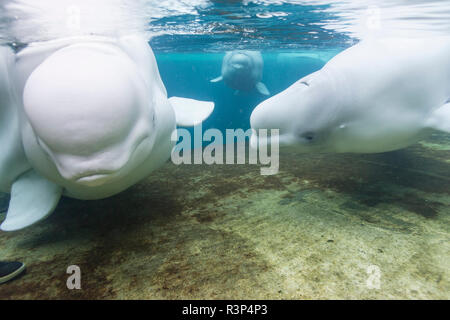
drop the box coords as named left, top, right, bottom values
left=0, top=133, right=449, bottom=300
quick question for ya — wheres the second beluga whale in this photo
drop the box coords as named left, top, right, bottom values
left=211, top=51, right=270, bottom=96
left=0, top=34, right=214, bottom=232
left=250, top=38, right=450, bottom=153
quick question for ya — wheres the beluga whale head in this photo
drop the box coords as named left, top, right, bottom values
left=251, top=38, right=450, bottom=154
left=227, top=52, right=252, bottom=75
left=0, top=34, right=214, bottom=232
left=22, top=42, right=156, bottom=187
left=211, top=50, right=270, bottom=96
left=251, top=70, right=342, bottom=152
left=0, top=0, right=216, bottom=232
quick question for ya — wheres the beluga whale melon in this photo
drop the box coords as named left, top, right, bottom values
left=0, top=35, right=214, bottom=232
left=211, top=50, right=270, bottom=96
left=250, top=38, right=450, bottom=153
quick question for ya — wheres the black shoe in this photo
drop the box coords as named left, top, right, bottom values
left=0, top=261, right=26, bottom=284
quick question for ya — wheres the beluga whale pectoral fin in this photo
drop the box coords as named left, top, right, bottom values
left=169, top=97, right=215, bottom=127
left=1, top=170, right=63, bottom=232
left=210, top=76, right=223, bottom=83
left=256, top=82, right=270, bottom=96
left=427, top=102, right=450, bottom=133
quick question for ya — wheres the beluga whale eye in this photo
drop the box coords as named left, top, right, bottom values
left=300, top=81, right=310, bottom=87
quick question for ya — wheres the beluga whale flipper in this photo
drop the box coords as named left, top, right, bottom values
left=0, top=34, right=214, bottom=232
left=250, top=38, right=450, bottom=153
left=211, top=50, right=270, bottom=96
left=1, top=170, right=62, bottom=231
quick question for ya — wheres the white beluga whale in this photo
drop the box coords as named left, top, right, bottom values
left=0, top=35, right=214, bottom=232
left=211, top=50, right=270, bottom=96
left=250, top=38, right=450, bottom=153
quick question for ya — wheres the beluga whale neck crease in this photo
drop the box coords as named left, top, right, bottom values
left=250, top=38, right=450, bottom=153
left=0, top=35, right=214, bottom=232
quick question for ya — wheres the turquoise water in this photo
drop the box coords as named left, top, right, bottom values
left=148, top=2, right=351, bottom=53
left=149, top=1, right=351, bottom=138
left=156, top=51, right=338, bottom=136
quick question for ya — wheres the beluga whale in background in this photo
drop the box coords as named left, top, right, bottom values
left=211, top=50, right=270, bottom=96
left=250, top=38, right=450, bottom=153
left=0, top=35, right=214, bottom=232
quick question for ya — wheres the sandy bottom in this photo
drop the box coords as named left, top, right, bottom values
left=0, top=133, right=449, bottom=300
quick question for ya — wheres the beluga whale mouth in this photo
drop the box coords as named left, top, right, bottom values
left=75, top=172, right=117, bottom=187
left=250, top=129, right=297, bottom=150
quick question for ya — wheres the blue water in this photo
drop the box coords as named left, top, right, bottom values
left=146, top=1, right=352, bottom=144
left=148, top=2, right=352, bottom=53
left=157, top=52, right=337, bottom=137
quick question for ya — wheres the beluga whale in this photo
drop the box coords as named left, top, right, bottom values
left=250, top=38, right=450, bottom=153
left=0, top=35, right=214, bottom=232
left=211, top=50, right=270, bottom=96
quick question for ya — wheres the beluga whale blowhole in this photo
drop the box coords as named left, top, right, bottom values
left=0, top=1, right=215, bottom=231
left=211, top=50, right=270, bottom=96
left=250, top=38, right=450, bottom=153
